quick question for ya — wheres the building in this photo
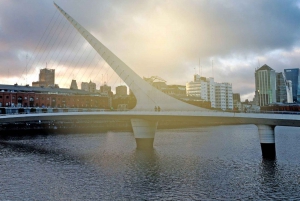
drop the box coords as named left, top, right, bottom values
left=233, top=93, right=241, bottom=111
left=186, top=75, right=232, bottom=110
left=284, top=68, right=300, bottom=102
left=286, top=80, right=293, bottom=103
left=0, top=84, right=110, bottom=108
left=144, top=76, right=167, bottom=90
left=161, top=85, right=186, bottom=97
left=100, top=83, right=112, bottom=96
left=276, top=72, right=287, bottom=103
left=255, top=64, right=276, bottom=106
left=70, top=80, right=78, bottom=90
left=81, top=80, right=96, bottom=93
left=186, top=77, right=208, bottom=100
left=32, top=68, right=55, bottom=87
left=233, top=93, right=241, bottom=102
left=215, top=83, right=227, bottom=110
left=224, top=83, right=233, bottom=110
left=116, top=85, right=127, bottom=96
left=206, top=77, right=216, bottom=108
left=81, top=82, right=89, bottom=91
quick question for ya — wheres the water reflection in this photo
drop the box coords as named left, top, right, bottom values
left=258, top=159, right=281, bottom=199
left=127, top=150, right=163, bottom=198
left=0, top=140, right=82, bottom=164
left=260, top=159, right=277, bottom=179
left=1, top=126, right=300, bottom=200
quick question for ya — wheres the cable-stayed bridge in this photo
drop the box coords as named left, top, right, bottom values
left=3, top=3, right=300, bottom=160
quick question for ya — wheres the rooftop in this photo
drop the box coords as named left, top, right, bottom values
left=257, top=64, right=274, bottom=71
left=0, top=84, right=97, bottom=95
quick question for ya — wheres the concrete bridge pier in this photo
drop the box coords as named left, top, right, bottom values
left=131, top=119, right=158, bottom=149
left=257, top=125, right=276, bottom=159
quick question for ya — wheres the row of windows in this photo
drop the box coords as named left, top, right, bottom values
left=0, top=95, right=106, bottom=102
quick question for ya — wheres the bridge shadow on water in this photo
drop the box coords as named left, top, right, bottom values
left=0, top=140, right=84, bottom=165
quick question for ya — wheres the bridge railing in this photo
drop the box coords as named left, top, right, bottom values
left=1, top=107, right=300, bottom=115
left=0, top=107, right=112, bottom=115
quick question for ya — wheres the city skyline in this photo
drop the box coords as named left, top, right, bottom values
left=1, top=1, right=300, bottom=101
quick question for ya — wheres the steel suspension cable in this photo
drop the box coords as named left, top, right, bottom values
left=17, top=9, right=58, bottom=84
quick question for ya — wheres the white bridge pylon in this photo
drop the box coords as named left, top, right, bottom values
left=54, top=3, right=206, bottom=112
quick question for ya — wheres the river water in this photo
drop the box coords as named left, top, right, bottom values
left=1, top=125, right=300, bottom=200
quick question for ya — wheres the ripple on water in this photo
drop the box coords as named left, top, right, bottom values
left=1, top=125, right=300, bottom=200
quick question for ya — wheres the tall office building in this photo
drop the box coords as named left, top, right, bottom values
left=206, top=77, right=216, bottom=108
left=70, top=79, right=78, bottom=90
left=100, top=83, right=112, bottom=95
left=215, top=83, right=226, bottom=110
left=186, top=75, right=232, bottom=110
left=255, top=64, right=276, bottom=106
left=276, top=72, right=293, bottom=103
left=224, top=83, right=233, bottom=110
left=276, top=72, right=287, bottom=103
left=286, top=80, right=293, bottom=103
left=116, top=85, right=127, bottom=96
left=186, top=76, right=208, bottom=100
left=215, top=82, right=233, bottom=110
left=32, top=68, right=55, bottom=87
left=81, top=80, right=96, bottom=93
left=233, top=93, right=241, bottom=102
left=284, top=68, right=300, bottom=102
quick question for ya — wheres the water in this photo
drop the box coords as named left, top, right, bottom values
left=1, top=125, right=300, bottom=200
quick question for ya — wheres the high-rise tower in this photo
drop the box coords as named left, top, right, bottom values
left=32, top=68, right=55, bottom=87
left=284, top=68, right=300, bottom=102
left=255, top=64, right=276, bottom=106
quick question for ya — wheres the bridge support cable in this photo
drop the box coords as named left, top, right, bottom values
left=17, top=9, right=58, bottom=84
left=55, top=31, right=83, bottom=84
left=62, top=43, right=95, bottom=87
left=27, top=12, right=63, bottom=80
left=257, top=125, right=276, bottom=159
left=57, top=35, right=90, bottom=87
left=54, top=2, right=206, bottom=111
left=48, top=19, right=74, bottom=70
left=131, top=119, right=158, bottom=149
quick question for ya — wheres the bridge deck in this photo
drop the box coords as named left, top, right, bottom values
left=0, top=111, right=299, bottom=127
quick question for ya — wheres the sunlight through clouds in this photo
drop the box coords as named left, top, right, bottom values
left=1, top=0, right=300, bottom=100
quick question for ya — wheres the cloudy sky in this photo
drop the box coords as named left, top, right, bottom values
left=1, top=0, right=300, bottom=100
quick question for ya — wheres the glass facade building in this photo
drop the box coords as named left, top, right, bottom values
left=276, top=72, right=287, bottom=103
left=284, top=68, right=300, bottom=102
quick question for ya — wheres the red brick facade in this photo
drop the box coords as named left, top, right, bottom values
left=0, top=92, right=110, bottom=108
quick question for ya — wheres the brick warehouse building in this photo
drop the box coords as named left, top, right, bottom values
left=0, top=84, right=110, bottom=109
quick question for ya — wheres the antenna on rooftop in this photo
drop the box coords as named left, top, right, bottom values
left=26, top=54, right=28, bottom=85
left=211, top=59, right=214, bottom=78
left=199, top=58, right=201, bottom=76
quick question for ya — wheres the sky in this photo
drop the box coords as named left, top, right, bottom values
left=1, top=0, right=300, bottom=101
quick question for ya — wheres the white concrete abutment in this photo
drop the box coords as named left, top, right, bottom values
left=131, top=119, right=158, bottom=149
left=257, top=125, right=276, bottom=159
